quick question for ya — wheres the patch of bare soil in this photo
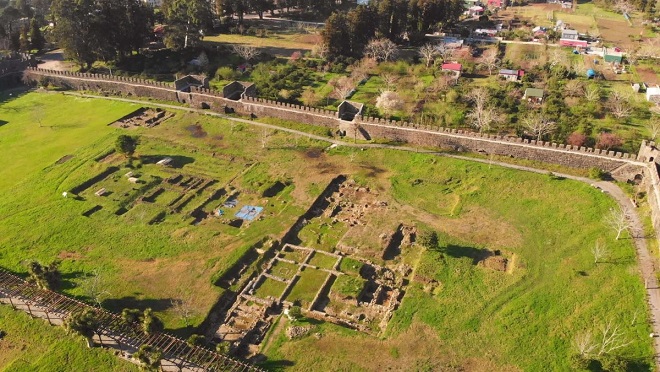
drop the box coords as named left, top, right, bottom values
left=637, top=66, right=659, bottom=85
left=55, top=155, right=73, bottom=164
left=400, top=204, right=523, bottom=249
left=57, top=250, right=83, bottom=260
left=110, top=108, right=173, bottom=129
left=97, top=152, right=123, bottom=163
left=186, top=124, right=208, bottom=138
left=304, top=148, right=323, bottom=158
left=479, top=251, right=509, bottom=272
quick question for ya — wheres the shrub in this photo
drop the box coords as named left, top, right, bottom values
left=567, top=132, right=588, bottom=147
left=588, top=167, right=607, bottom=180
left=216, top=66, right=239, bottom=81
left=418, top=230, right=439, bottom=249
left=568, top=354, right=591, bottom=370
left=596, top=132, right=623, bottom=150
left=599, top=355, right=629, bottom=372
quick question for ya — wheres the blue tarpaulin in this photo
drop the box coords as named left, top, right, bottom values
left=235, top=206, right=263, bottom=221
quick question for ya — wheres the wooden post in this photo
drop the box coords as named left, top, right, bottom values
left=44, top=309, right=52, bottom=325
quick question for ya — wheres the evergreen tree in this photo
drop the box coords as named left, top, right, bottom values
left=162, top=0, right=212, bottom=50
left=29, top=18, right=45, bottom=52
left=64, top=309, right=99, bottom=348
left=18, top=25, right=29, bottom=52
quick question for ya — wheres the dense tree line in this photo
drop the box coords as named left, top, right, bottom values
left=0, top=0, right=47, bottom=52
left=51, top=0, right=153, bottom=68
left=322, top=0, right=463, bottom=58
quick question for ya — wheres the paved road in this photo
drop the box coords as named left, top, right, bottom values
left=58, top=91, right=660, bottom=366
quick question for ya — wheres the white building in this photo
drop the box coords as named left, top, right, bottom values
left=143, top=0, right=162, bottom=7
left=647, top=85, right=660, bottom=104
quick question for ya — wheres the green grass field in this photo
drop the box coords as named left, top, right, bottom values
left=260, top=151, right=655, bottom=371
left=0, top=91, right=655, bottom=371
left=285, top=268, right=329, bottom=308
left=0, top=306, right=137, bottom=371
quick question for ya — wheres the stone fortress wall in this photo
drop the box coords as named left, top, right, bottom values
left=23, top=68, right=641, bottom=173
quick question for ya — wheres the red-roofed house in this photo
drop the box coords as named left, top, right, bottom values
left=442, top=63, right=462, bottom=82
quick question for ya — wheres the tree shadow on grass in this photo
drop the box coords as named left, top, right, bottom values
left=102, top=296, right=174, bottom=313
left=139, top=155, right=195, bottom=169
left=58, top=271, right=86, bottom=291
left=256, top=357, right=295, bottom=372
left=444, top=244, right=492, bottom=265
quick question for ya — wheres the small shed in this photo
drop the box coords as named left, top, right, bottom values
left=604, top=49, right=623, bottom=63
left=523, top=88, right=544, bottom=103
left=647, top=86, right=660, bottom=103
left=499, top=69, right=525, bottom=82
left=442, top=63, right=462, bottom=82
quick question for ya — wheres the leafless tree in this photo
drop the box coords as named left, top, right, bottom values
left=435, top=42, right=454, bottom=62
left=607, top=91, right=632, bottom=119
left=261, top=128, right=271, bottom=149
left=522, top=112, right=556, bottom=141
left=597, top=320, right=632, bottom=355
left=591, top=241, right=608, bottom=263
left=549, top=48, right=569, bottom=68
left=464, top=88, right=499, bottom=132
left=365, top=38, right=398, bottom=62
left=300, top=88, right=320, bottom=107
left=380, top=73, right=398, bottom=91
left=565, top=80, right=585, bottom=97
left=574, top=331, right=597, bottom=356
left=311, top=42, right=329, bottom=60
left=648, top=116, right=660, bottom=141
left=625, top=47, right=640, bottom=65
left=584, top=85, right=601, bottom=102
left=376, top=90, right=404, bottom=118
left=350, top=67, right=368, bottom=84
left=427, top=74, right=452, bottom=96
left=639, top=37, right=660, bottom=59
left=331, top=76, right=355, bottom=100
left=465, top=87, right=489, bottom=113
left=232, top=45, right=261, bottom=63
left=479, top=49, right=500, bottom=75
left=466, top=106, right=503, bottom=133
left=82, top=270, right=111, bottom=308
left=171, top=289, right=197, bottom=327
left=613, top=0, right=636, bottom=14
left=604, top=207, right=632, bottom=240
left=418, top=43, right=438, bottom=68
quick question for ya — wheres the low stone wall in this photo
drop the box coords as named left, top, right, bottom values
left=356, top=120, right=635, bottom=171
left=22, top=68, right=643, bottom=173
